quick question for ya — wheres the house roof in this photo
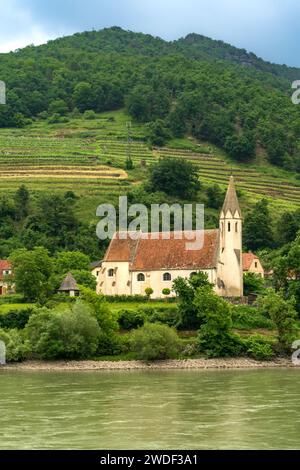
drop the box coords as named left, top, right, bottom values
left=105, top=230, right=220, bottom=271
left=58, top=272, right=79, bottom=292
left=90, top=260, right=102, bottom=270
left=221, top=176, right=242, bottom=218
left=242, top=252, right=259, bottom=271
left=0, top=260, right=12, bottom=281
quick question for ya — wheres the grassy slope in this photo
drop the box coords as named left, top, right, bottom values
left=0, top=109, right=299, bottom=225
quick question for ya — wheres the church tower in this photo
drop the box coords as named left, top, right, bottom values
left=218, top=176, right=243, bottom=297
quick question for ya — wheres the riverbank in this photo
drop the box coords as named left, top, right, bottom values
left=0, top=357, right=298, bottom=371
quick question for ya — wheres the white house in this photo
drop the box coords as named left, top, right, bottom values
left=97, top=176, right=243, bottom=299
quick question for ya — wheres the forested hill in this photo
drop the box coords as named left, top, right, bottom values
left=1, top=27, right=300, bottom=171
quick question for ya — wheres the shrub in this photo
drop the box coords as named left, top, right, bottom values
left=83, top=110, right=97, bottom=120
left=25, top=301, right=101, bottom=360
left=231, top=305, right=274, bottom=329
left=141, top=306, right=181, bottom=328
left=0, top=308, right=34, bottom=330
left=243, top=334, right=275, bottom=361
left=130, top=323, right=180, bottom=360
left=198, top=329, right=244, bottom=358
left=0, top=294, right=25, bottom=305
left=118, top=309, right=146, bottom=331
left=97, top=331, right=131, bottom=356
left=0, top=328, right=29, bottom=362
left=145, top=288, right=154, bottom=299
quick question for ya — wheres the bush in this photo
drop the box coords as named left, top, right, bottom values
left=118, top=309, right=146, bottom=331
left=104, top=295, right=149, bottom=303
left=198, top=329, right=244, bottom=358
left=0, top=328, right=29, bottom=362
left=0, top=294, right=25, bottom=305
left=97, top=331, right=131, bottom=356
left=25, top=301, right=101, bottom=360
left=243, top=334, right=275, bottom=361
left=141, top=306, right=181, bottom=328
left=83, top=110, right=97, bottom=120
left=231, top=305, right=274, bottom=329
left=130, top=323, right=180, bottom=360
left=0, top=308, right=34, bottom=330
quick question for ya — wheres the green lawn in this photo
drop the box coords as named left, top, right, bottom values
left=0, top=303, right=35, bottom=314
left=108, top=301, right=177, bottom=314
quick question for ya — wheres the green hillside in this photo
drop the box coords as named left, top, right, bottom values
left=0, top=109, right=299, bottom=224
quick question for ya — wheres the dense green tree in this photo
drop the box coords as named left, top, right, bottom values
left=130, top=323, right=180, bottom=360
left=14, top=185, right=30, bottom=221
left=25, top=301, right=101, bottom=359
left=257, top=289, right=298, bottom=351
left=149, top=158, right=201, bottom=199
left=10, top=247, right=54, bottom=303
left=173, top=272, right=212, bottom=329
left=244, top=199, right=274, bottom=251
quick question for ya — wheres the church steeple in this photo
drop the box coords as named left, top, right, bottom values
left=218, top=175, right=243, bottom=297
left=221, top=175, right=242, bottom=219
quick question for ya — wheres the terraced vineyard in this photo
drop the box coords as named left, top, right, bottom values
left=0, top=110, right=299, bottom=219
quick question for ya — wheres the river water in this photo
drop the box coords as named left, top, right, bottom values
left=0, top=369, right=299, bottom=449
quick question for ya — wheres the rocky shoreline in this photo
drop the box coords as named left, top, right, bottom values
left=0, top=357, right=298, bottom=371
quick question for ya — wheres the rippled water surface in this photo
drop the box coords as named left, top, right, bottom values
left=0, top=369, right=300, bottom=449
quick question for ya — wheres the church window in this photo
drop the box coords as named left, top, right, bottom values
left=163, top=273, right=172, bottom=281
left=108, top=269, right=114, bottom=277
left=137, top=273, right=145, bottom=282
left=235, top=222, right=238, bottom=233
left=255, top=262, right=258, bottom=268
left=228, top=222, right=231, bottom=232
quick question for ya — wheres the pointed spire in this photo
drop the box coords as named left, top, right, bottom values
left=221, top=176, right=242, bottom=218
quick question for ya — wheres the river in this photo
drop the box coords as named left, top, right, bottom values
left=0, top=369, right=299, bottom=449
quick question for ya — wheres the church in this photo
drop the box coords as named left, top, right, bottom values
left=97, top=176, right=243, bottom=299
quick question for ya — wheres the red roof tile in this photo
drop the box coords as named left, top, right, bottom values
left=105, top=230, right=220, bottom=271
left=242, top=252, right=259, bottom=271
left=0, top=260, right=12, bottom=281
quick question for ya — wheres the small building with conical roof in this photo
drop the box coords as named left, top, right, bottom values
left=58, top=272, right=80, bottom=297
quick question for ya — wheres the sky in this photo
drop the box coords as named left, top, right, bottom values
left=0, top=0, right=300, bottom=67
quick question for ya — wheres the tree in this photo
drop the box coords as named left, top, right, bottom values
left=145, top=287, right=154, bottom=300
left=225, top=132, right=256, bottom=162
left=275, top=211, right=300, bottom=246
left=149, top=158, right=200, bottom=199
left=14, top=185, right=30, bottom=221
left=147, top=120, right=171, bottom=147
left=244, top=199, right=274, bottom=251
left=243, top=273, right=265, bottom=296
left=173, top=272, right=212, bottom=329
left=194, top=286, right=242, bottom=358
left=73, top=82, right=94, bottom=112
left=25, top=301, right=101, bottom=359
left=130, top=323, right=180, bottom=360
left=206, top=184, right=224, bottom=209
left=48, top=99, right=68, bottom=116
left=55, top=251, right=91, bottom=273
left=126, top=85, right=170, bottom=122
left=257, top=289, right=298, bottom=351
left=10, top=247, right=54, bottom=303
left=80, top=287, right=119, bottom=354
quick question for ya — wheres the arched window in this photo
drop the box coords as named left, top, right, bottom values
left=163, top=273, right=172, bottom=282
left=228, top=222, right=231, bottom=232
left=137, top=273, right=145, bottom=282
left=235, top=222, right=238, bottom=233
left=108, top=269, right=114, bottom=277
left=221, top=222, right=224, bottom=235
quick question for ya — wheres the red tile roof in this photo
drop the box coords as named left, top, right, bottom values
left=0, top=260, right=12, bottom=281
left=105, top=230, right=220, bottom=271
left=242, top=252, right=259, bottom=271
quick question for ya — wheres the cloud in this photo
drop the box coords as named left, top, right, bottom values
left=0, top=0, right=299, bottom=66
